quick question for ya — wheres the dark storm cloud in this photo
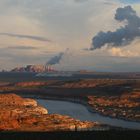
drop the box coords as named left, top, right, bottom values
left=47, top=52, right=64, bottom=65
left=0, top=33, right=51, bottom=42
left=91, top=6, right=140, bottom=50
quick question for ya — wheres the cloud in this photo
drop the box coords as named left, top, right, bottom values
left=0, top=33, right=51, bottom=42
left=108, top=47, right=139, bottom=57
left=7, top=46, right=37, bottom=50
left=91, top=6, right=140, bottom=50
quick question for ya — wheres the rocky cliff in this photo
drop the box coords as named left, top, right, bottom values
left=0, top=94, right=98, bottom=131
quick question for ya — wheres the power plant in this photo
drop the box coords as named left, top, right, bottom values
left=35, top=50, right=76, bottom=77
left=36, top=64, right=74, bottom=77
left=45, top=65, right=55, bottom=72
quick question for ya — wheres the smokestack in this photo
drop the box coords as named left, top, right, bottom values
left=45, top=65, right=54, bottom=72
left=49, top=65, right=52, bottom=72
left=45, top=65, right=49, bottom=72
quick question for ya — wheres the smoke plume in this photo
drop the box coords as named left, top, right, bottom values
left=47, top=52, right=64, bottom=65
left=91, top=6, right=140, bottom=50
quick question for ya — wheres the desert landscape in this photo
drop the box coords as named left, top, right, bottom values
left=0, top=72, right=139, bottom=133
left=1, top=1, right=140, bottom=139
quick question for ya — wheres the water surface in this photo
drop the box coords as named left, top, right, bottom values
left=37, top=99, right=140, bottom=130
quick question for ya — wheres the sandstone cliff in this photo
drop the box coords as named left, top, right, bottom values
left=0, top=94, right=97, bottom=131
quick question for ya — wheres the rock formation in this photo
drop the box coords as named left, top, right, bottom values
left=0, top=94, right=98, bottom=131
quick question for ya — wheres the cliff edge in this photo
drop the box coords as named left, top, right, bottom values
left=0, top=94, right=98, bottom=131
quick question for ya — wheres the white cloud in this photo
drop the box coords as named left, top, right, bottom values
left=108, top=47, right=139, bottom=57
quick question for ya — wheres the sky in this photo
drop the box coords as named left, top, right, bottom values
left=0, top=0, right=140, bottom=72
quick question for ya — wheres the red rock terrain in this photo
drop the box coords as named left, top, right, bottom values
left=88, top=91, right=140, bottom=121
left=0, top=94, right=98, bottom=131
left=15, top=81, right=48, bottom=87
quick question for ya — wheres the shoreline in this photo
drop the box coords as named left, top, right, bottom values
left=21, top=94, right=140, bottom=124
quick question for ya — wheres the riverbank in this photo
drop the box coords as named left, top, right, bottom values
left=21, top=94, right=140, bottom=124
left=36, top=98, right=140, bottom=130
left=19, top=93, right=140, bottom=129
left=0, top=94, right=104, bottom=132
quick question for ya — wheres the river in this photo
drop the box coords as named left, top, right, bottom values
left=37, top=99, right=140, bottom=130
